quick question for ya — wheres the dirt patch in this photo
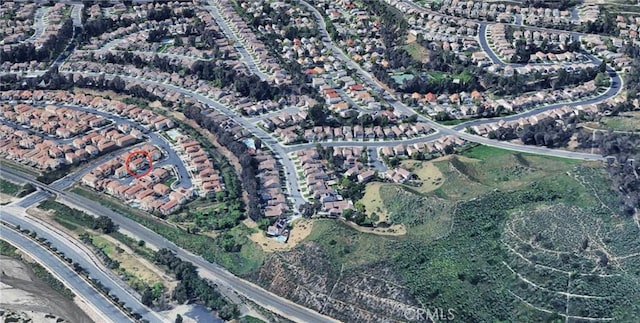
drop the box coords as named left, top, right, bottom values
left=0, top=256, right=93, bottom=323
left=25, top=207, right=58, bottom=224
left=247, top=218, right=314, bottom=252
left=0, top=192, right=15, bottom=204
left=400, top=160, right=444, bottom=193
left=98, top=235, right=177, bottom=290
left=360, top=182, right=389, bottom=222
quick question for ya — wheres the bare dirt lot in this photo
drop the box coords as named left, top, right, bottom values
left=246, top=218, right=314, bottom=252
left=0, top=192, right=15, bottom=205
left=0, top=256, right=93, bottom=323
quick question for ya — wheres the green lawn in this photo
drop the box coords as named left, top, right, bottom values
left=600, top=111, right=640, bottom=132
left=437, top=119, right=466, bottom=126
left=162, top=176, right=177, bottom=187
left=0, top=179, right=22, bottom=195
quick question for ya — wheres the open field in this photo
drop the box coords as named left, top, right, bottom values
left=359, top=160, right=443, bottom=225
left=91, top=235, right=176, bottom=292
left=359, top=182, right=389, bottom=222
left=246, top=218, right=314, bottom=252
left=599, top=111, right=640, bottom=132
left=404, top=34, right=430, bottom=63
left=400, top=159, right=444, bottom=193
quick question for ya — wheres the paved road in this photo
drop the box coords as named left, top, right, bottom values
left=4, top=102, right=193, bottom=189
left=0, top=225, right=126, bottom=323
left=0, top=204, right=165, bottom=322
left=478, top=23, right=507, bottom=65
left=66, top=71, right=306, bottom=208
left=3, top=168, right=339, bottom=323
left=24, top=7, right=50, bottom=43
left=203, top=3, right=269, bottom=80
left=514, top=13, right=522, bottom=26
left=368, top=147, right=387, bottom=172
left=70, top=3, right=83, bottom=27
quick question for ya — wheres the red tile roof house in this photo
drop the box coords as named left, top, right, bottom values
left=153, top=183, right=171, bottom=196
left=160, top=199, right=180, bottom=215
left=124, top=185, right=144, bottom=200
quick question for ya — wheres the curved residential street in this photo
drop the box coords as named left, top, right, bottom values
left=0, top=0, right=631, bottom=322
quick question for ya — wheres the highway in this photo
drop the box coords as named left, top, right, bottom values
left=0, top=225, right=126, bottom=323
left=2, top=160, right=339, bottom=323
left=0, top=203, right=165, bottom=322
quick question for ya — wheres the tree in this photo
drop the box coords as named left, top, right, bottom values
left=93, top=216, right=116, bottom=233
left=141, top=287, right=154, bottom=306
left=594, top=72, right=610, bottom=87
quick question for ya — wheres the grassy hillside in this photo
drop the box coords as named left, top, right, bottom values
left=273, top=146, right=640, bottom=322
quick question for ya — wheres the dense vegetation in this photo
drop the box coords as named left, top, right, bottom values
left=182, top=103, right=263, bottom=221
left=291, top=147, right=640, bottom=321
left=71, top=186, right=264, bottom=276
left=39, top=199, right=117, bottom=233
left=0, top=180, right=35, bottom=198
left=154, top=248, right=239, bottom=320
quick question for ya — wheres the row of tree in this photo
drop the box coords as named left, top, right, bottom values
left=183, top=103, right=262, bottom=221
left=154, top=248, right=238, bottom=320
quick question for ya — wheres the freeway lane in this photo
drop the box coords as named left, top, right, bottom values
left=0, top=225, right=127, bottom=323
left=3, top=167, right=339, bottom=323
left=0, top=204, right=166, bottom=322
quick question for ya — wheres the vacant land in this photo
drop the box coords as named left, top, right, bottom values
left=400, top=160, right=444, bottom=193
left=258, top=146, right=640, bottom=322
left=359, top=160, right=444, bottom=225
left=246, top=218, right=314, bottom=252
left=359, top=182, right=389, bottom=222
left=0, top=247, right=93, bottom=323
left=599, top=111, right=640, bottom=132
left=27, top=205, right=176, bottom=294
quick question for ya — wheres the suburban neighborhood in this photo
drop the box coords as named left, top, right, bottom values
left=0, top=0, right=639, bottom=322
